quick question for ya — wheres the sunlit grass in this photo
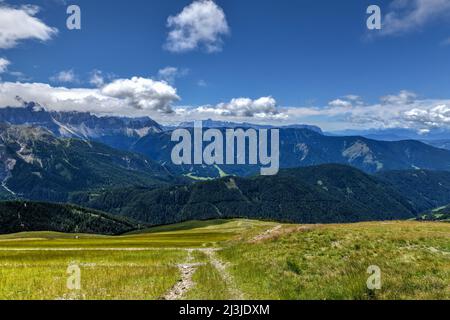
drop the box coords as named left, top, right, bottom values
left=0, top=250, right=186, bottom=300
left=219, top=221, right=450, bottom=300
left=185, top=262, right=233, bottom=300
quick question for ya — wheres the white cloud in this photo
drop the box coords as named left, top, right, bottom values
left=165, top=0, right=230, bottom=53
left=382, top=0, right=450, bottom=36
left=0, top=57, right=10, bottom=73
left=0, top=77, right=180, bottom=116
left=327, top=95, right=364, bottom=109
left=404, top=104, right=450, bottom=127
left=157, top=66, right=189, bottom=84
left=0, top=4, right=57, bottom=49
left=328, top=99, right=353, bottom=108
left=194, top=96, right=284, bottom=118
left=89, top=70, right=105, bottom=87
left=3, top=80, right=450, bottom=132
left=101, top=77, right=180, bottom=113
left=50, top=69, right=78, bottom=83
left=380, top=90, right=417, bottom=105
left=277, top=91, right=450, bottom=131
left=201, top=97, right=278, bottom=118
left=169, top=91, right=449, bottom=131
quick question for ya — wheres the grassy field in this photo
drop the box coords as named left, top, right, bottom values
left=0, top=220, right=448, bottom=300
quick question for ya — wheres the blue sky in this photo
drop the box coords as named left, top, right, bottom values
left=1, top=0, right=450, bottom=131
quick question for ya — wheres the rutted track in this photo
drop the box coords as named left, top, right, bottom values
left=163, top=250, right=204, bottom=300
left=204, top=249, right=245, bottom=300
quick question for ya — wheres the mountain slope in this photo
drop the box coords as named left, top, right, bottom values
left=74, top=164, right=418, bottom=225
left=0, top=201, right=141, bottom=235
left=132, top=128, right=450, bottom=178
left=376, top=169, right=450, bottom=212
left=0, top=124, right=176, bottom=201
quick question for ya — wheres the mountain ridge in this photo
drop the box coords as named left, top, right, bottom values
left=0, top=102, right=163, bottom=150
left=132, top=127, right=450, bottom=177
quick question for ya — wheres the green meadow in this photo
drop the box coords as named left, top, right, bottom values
left=0, top=220, right=448, bottom=300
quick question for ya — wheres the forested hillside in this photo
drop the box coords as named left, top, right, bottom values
left=0, top=201, right=142, bottom=235
left=376, top=169, right=450, bottom=212
left=72, top=164, right=425, bottom=225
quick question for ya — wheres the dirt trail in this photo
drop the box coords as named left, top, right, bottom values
left=249, top=224, right=315, bottom=243
left=163, top=248, right=244, bottom=300
left=163, top=249, right=204, bottom=300
left=204, top=248, right=245, bottom=300
left=249, top=225, right=282, bottom=243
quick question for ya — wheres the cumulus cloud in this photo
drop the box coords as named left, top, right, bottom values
left=192, top=96, right=285, bottom=119
left=101, top=77, right=179, bottom=113
left=0, top=3, right=57, bottom=49
left=381, top=0, right=450, bottom=36
left=404, top=104, right=450, bottom=127
left=279, top=91, right=450, bottom=131
left=0, top=57, right=10, bottom=73
left=157, top=66, right=189, bottom=84
left=317, top=91, right=425, bottom=128
left=50, top=69, right=78, bottom=83
left=158, top=96, right=287, bottom=126
left=0, top=77, right=180, bottom=116
left=165, top=0, right=230, bottom=53
left=327, top=95, right=364, bottom=109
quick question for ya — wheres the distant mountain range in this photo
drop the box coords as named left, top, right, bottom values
left=133, top=127, right=450, bottom=177
left=330, top=128, right=450, bottom=150
left=72, top=164, right=450, bottom=226
left=330, top=128, right=450, bottom=141
left=2, top=103, right=450, bottom=177
left=0, top=201, right=141, bottom=235
left=0, top=102, right=162, bottom=150
left=171, top=119, right=323, bottom=134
